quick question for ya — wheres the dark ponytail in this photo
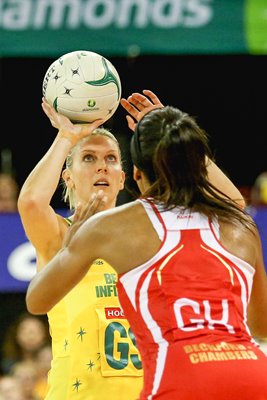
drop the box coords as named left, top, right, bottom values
left=131, top=106, right=252, bottom=229
left=131, top=106, right=211, bottom=206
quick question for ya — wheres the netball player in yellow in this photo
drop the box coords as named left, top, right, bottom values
left=18, top=99, right=143, bottom=400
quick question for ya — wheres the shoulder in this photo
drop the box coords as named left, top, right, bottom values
left=218, top=216, right=259, bottom=266
left=90, top=200, right=143, bottom=226
left=81, top=200, right=148, bottom=246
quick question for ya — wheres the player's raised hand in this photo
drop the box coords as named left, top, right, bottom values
left=42, top=97, right=104, bottom=146
left=62, top=190, right=107, bottom=248
left=120, top=89, right=164, bottom=132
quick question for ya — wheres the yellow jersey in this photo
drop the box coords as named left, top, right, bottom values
left=45, top=259, right=143, bottom=400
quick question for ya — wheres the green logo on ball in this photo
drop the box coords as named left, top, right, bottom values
left=87, top=99, right=96, bottom=107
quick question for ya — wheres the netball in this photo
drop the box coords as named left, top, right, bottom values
left=42, top=50, right=121, bottom=123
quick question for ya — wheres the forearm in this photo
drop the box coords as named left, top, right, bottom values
left=206, top=158, right=246, bottom=209
left=26, top=247, right=88, bottom=314
left=18, top=133, right=72, bottom=206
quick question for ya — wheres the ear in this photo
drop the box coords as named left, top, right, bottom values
left=119, top=170, right=126, bottom=191
left=62, top=169, right=74, bottom=189
left=133, top=166, right=142, bottom=182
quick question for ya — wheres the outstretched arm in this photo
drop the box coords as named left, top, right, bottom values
left=205, top=159, right=245, bottom=208
left=121, top=90, right=245, bottom=209
left=18, top=100, right=104, bottom=266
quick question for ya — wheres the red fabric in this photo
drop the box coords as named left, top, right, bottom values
left=118, top=202, right=267, bottom=399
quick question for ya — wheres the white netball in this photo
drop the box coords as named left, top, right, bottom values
left=42, top=50, right=121, bottom=123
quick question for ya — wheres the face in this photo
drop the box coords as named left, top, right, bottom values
left=63, top=135, right=125, bottom=209
left=36, top=345, right=52, bottom=375
left=16, top=317, right=47, bottom=352
left=0, top=174, right=18, bottom=211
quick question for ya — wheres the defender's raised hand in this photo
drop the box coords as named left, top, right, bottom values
left=120, top=89, right=164, bottom=132
left=63, top=190, right=107, bottom=248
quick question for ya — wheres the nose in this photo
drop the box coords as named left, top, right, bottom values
left=96, top=159, right=107, bottom=172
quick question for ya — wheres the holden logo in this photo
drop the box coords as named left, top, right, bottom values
left=87, top=99, right=96, bottom=107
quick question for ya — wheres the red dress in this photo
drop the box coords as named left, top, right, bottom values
left=117, top=199, right=267, bottom=400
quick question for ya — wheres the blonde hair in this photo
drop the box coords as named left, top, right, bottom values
left=62, top=128, right=121, bottom=210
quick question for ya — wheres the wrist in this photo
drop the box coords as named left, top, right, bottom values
left=57, top=130, right=77, bottom=147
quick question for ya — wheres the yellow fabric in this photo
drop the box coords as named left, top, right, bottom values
left=45, top=259, right=143, bottom=400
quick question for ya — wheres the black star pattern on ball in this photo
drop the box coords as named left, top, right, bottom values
left=63, top=86, right=73, bottom=96
left=53, top=73, right=61, bottom=82
left=71, top=67, right=80, bottom=77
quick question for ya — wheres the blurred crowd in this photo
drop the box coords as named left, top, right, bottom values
left=0, top=149, right=18, bottom=213
left=0, top=312, right=52, bottom=400
left=0, top=149, right=52, bottom=399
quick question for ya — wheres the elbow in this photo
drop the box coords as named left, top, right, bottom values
left=237, top=197, right=246, bottom=210
left=26, top=300, right=46, bottom=316
left=26, top=291, right=51, bottom=315
left=248, top=310, right=267, bottom=338
left=232, top=192, right=246, bottom=210
left=17, top=194, right=39, bottom=215
left=249, top=325, right=267, bottom=339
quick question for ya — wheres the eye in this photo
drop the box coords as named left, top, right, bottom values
left=106, top=154, right=117, bottom=162
left=83, top=154, right=95, bottom=162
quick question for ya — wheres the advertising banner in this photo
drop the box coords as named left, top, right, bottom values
left=1, top=0, right=266, bottom=57
left=0, top=211, right=67, bottom=292
left=0, top=209, right=267, bottom=292
left=0, top=213, right=35, bottom=292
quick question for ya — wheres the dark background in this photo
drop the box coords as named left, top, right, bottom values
left=1, top=54, right=267, bottom=207
left=1, top=53, right=267, bottom=349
